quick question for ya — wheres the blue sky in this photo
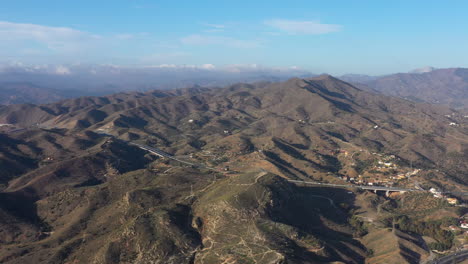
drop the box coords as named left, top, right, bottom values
left=1, top=0, right=468, bottom=75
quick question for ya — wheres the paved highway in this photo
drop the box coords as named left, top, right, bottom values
left=130, top=143, right=196, bottom=166
left=4, top=126, right=466, bottom=196
left=95, top=131, right=468, bottom=195
left=116, top=138, right=422, bottom=193
left=130, top=142, right=221, bottom=172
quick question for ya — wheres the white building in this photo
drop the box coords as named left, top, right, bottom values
left=430, top=188, right=443, bottom=198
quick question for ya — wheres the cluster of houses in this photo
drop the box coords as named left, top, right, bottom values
left=377, top=160, right=397, bottom=168
left=337, top=150, right=403, bottom=186
left=451, top=215, right=468, bottom=232
left=461, top=221, right=468, bottom=229
left=429, top=188, right=459, bottom=205
left=444, top=112, right=466, bottom=127
left=0, top=124, right=13, bottom=131
left=341, top=175, right=396, bottom=187
left=344, top=154, right=421, bottom=187
left=392, top=169, right=421, bottom=180
left=460, top=214, right=468, bottom=229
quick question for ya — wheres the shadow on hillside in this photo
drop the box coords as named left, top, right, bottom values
left=0, top=188, right=46, bottom=234
left=271, top=185, right=366, bottom=263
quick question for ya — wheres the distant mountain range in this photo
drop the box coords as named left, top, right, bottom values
left=2, top=65, right=468, bottom=109
left=409, top=66, right=436, bottom=74
left=341, top=67, right=468, bottom=108
left=0, top=64, right=314, bottom=105
left=0, top=82, right=102, bottom=105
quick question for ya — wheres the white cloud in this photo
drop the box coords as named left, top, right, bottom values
left=200, top=63, right=215, bottom=70
left=264, top=19, right=342, bottom=35
left=181, top=34, right=261, bottom=48
left=222, top=64, right=306, bottom=73
left=203, top=29, right=225, bottom=33
left=0, top=21, right=100, bottom=52
left=201, top=23, right=226, bottom=33
left=54, top=65, right=71, bottom=75
left=0, top=21, right=166, bottom=64
left=203, top=23, right=225, bottom=29
left=143, top=64, right=215, bottom=70
left=0, top=63, right=74, bottom=75
left=0, top=62, right=313, bottom=78
left=148, top=64, right=178, bottom=68
left=0, top=21, right=92, bottom=40
left=130, top=63, right=307, bottom=74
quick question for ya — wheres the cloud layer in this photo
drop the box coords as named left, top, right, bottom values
left=265, top=19, right=342, bottom=35
left=181, top=34, right=262, bottom=48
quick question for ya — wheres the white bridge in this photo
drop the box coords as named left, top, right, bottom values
left=287, top=179, right=418, bottom=195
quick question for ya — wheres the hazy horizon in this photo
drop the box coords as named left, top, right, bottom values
left=0, top=61, right=459, bottom=78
